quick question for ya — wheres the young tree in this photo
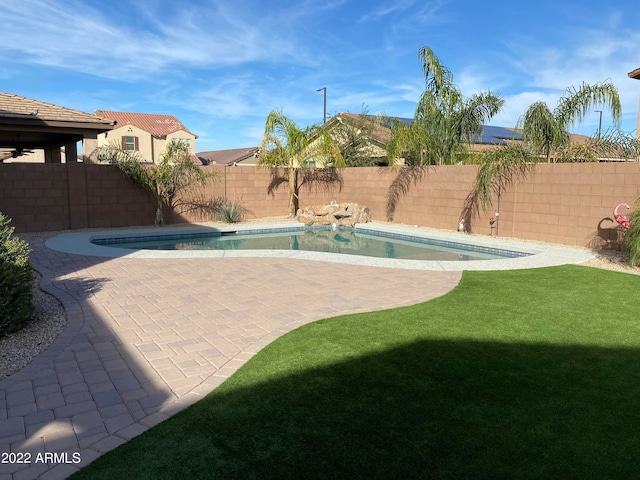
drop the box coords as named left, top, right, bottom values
left=384, top=45, right=503, bottom=220
left=387, top=46, right=504, bottom=166
left=460, top=144, right=534, bottom=233
left=98, top=139, right=214, bottom=226
left=520, top=81, right=621, bottom=162
left=330, top=111, right=388, bottom=167
left=258, top=110, right=345, bottom=215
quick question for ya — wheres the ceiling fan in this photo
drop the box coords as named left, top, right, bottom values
left=11, top=136, right=34, bottom=157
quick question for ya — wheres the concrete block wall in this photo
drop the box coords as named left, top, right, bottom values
left=1, top=162, right=639, bottom=249
left=0, top=164, right=154, bottom=232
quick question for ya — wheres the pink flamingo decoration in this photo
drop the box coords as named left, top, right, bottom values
left=613, top=202, right=631, bottom=229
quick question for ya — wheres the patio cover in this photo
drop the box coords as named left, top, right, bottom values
left=0, top=92, right=114, bottom=162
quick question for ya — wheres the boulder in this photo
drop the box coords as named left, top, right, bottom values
left=297, top=211, right=316, bottom=226
left=296, top=202, right=371, bottom=227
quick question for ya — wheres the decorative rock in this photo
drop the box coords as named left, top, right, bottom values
left=296, top=202, right=371, bottom=227
left=297, top=211, right=316, bottom=226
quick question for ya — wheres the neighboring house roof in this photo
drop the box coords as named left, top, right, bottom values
left=374, top=116, right=523, bottom=145
left=0, top=92, right=113, bottom=125
left=94, top=110, right=198, bottom=138
left=505, top=128, right=590, bottom=145
left=197, top=147, right=259, bottom=165
left=628, top=67, right=640, bottom=80
left=332, top=113, right=523, bottom=147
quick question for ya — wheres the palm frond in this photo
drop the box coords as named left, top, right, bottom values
left=418, top=45, right=454, bottom=96
left=586, top=128, right=640, bottom=161
left=522, top=101, right=565, bottom=160
left=554, top=81, right=622, bottom=129
left=474, top=144, right=534, bottom=211
left=385, top=165, right=429, bottom=220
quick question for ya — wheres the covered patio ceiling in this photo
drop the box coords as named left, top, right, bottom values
left=0, top=92, right=114, bottom=162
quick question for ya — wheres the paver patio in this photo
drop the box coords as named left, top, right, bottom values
left=0, top=237, right=461, bottom=479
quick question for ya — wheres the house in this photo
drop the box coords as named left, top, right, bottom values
left=197, top=147, right=260, bottom=166
left=322, top=112, right=525, bottom=165
left=629, top=68, right=640, bottom=140
left=0, top=92, right=113, bottom=163
left=95, top=110, right=199, bottom=164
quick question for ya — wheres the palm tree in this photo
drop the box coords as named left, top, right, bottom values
left=258, top=109, right=345, bottom=216
left=521, top=81, right=621, bottom=162
left=98, top=139, right=214, bottom=226
left=384, top=46, right=503, bottom=220
left=387, top=46, right=504, bottom=166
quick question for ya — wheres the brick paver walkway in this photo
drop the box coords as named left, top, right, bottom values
left=0, top=239, right=461, bottom=479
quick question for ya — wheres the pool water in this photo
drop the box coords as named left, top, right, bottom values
left=93, top=228, right=526, bottom=261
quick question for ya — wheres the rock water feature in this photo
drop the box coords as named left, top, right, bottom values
left=296, top=202, right=371, bottom=227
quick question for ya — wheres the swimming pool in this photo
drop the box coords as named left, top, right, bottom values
left=91, top=226, right=529, bottom=261
left=45, top=222, right=597, bottom=271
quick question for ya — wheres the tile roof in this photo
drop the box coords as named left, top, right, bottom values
left=0, top=92, right=113, bottom=125
left=94, top=110, right=197, bottom=138
left=335, top=113, right=523, bottom=146
left=197, top=147, right=259, bottom=165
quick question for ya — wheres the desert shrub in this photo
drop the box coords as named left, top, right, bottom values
left=216, top=201, right=246, bottom=223
left=0, top=212, right=33, bottom=337
left=626, top=205, right=640, bottom=267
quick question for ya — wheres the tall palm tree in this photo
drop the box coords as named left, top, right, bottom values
left=98, top=139, right=213, bottom=225
left=259, top=109, right=345, bottom=215
left=384, top=46, right=503, bottom=220
left=387, top=46, right=504, bottom=166
left=521, top=81, right=621, bottom=162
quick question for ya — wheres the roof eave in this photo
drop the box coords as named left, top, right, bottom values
left=628, top=67, right=640, bottom=80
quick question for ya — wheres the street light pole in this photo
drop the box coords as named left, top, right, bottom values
left=316, top=87, right=327, bottom=124
left=595, top=110, right=603, bottom=137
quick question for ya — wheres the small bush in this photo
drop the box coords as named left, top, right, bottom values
left=626, top=206, right=640, bottom=267
left=0, top=212, right=33, bottom=337
left=216, top=201, right=246, bottom=223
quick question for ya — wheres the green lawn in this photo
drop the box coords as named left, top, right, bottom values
left=71, top=265, right=640, bottom=480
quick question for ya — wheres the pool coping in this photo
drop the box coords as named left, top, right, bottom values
left=44, top=222, right=597, bottom=271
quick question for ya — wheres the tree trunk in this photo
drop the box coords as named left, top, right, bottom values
left=288, top=168, right=298, bottom=216
left=154, top=200, right=164, bottom=226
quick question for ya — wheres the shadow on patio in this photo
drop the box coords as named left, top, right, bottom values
left=0, top=238, right=177, bottom=479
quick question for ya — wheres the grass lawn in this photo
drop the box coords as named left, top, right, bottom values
left=71, top=265, right=640, bottom=479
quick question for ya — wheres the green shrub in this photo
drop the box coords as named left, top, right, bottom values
left=626, top=205, right=640, bottom=267
left=0, top=212, right=33, bottom=337
left=216, top=201, right=246, bottom=223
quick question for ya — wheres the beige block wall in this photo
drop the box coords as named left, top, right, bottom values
left=2, top=162, right=639, bottom=250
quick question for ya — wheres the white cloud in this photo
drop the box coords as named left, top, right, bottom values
left=0, top=0, right=323, bottom=80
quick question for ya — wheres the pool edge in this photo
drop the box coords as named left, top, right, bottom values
left=44, top=222, right=597, bottom=271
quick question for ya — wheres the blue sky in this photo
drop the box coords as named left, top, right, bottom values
left=1, top=0, right=639, bottom=152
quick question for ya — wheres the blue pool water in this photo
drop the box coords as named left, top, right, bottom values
left=92, top=227, right=529, bottom=262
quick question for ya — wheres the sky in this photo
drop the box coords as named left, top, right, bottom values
left=1, top=0, right=639, bottom=153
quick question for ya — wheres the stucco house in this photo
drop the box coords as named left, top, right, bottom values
left=321, top=112, right=525, bottom=165
left=95, top=110, right=198, bottom=164
left=197, top=147, right=260, bottom=166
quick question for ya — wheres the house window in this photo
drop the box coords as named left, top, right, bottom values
left=122, top=135, right=138, bottom=152
left=174, top=138, right=191, bottom=149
